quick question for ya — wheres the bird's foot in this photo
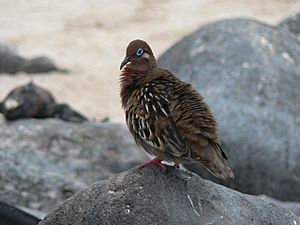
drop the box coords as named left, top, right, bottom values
left=138, top=157, right=168, bottom=172
left=173, top=163, right=180, bottom=169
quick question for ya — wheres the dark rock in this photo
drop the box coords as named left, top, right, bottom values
left=17, top=206, right=46, bottom=221
left=52, top=104, right=87, bottom=123
left=0, top=119, right=146, bottom=212
left=39, top=167, right=299, bottom=225
left=0, top=102, right=3, bottom=114
left=0, top=201, right=40, bottom=225
left=0, top=82, right=88, bottom=122
left=158, top=18, right=300, bottom=201
left=278, top=12, right=300, bottom=39
left=0, top=42, right=67, bottom=74
left=23, top=56, right=67, bottom=74
left=0, top=44, right=24, bottom=74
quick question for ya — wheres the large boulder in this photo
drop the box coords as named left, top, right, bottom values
left=158, top=18, right=300, bottom=201
left=0, top=118, right=146, bottom=213
left=0, top=42, right=66, bottom=74
left=278, top=12, right=300, bottom=40
left=39, top=166, right=299, bottom=225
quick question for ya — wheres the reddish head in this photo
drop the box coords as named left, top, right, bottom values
left=120, top=39, right=157, bottom=71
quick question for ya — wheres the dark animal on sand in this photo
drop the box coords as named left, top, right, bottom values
left=0, top=82, right=87, bottom=123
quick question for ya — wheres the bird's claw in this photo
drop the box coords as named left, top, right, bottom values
left=138, top=157, right=169, bottom=172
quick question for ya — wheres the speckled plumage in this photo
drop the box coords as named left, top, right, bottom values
left=120, top=39, right=234, bottom=179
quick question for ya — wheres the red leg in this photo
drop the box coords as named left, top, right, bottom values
left=173, top=163, right=180, bottom=169
left=138, top=157, right=168, bottom=172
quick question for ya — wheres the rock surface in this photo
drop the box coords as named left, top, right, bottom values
left=158, top=18, right=300, bottom=201
left=260, top=195, right=300, bottom=217
left=0, top=201, right=40, bottom=225
left=39, top=166, right=299, bottom=225
left=0, top=42, right=66, bottom=74
left=279, top=12, right=300, bottom=39
left=0, top=117, right=146, bottom=212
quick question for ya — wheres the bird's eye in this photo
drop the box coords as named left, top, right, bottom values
left=136, top=48, right=144, bottom=56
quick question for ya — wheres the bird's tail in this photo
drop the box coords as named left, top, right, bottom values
left=200, top=143, right=234, bottom=179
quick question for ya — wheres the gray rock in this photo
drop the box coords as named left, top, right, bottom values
left=158, top=19, right=300, bottom=201
left=39, top=166, right=299, bottom=225
left=0, top=42, right=67, bottom=74
left=0, top=118, right=146, bottom=212
left=17, top=206, right=47, bottom=221
left=259, top=195, right=300, bottom=217
left=278, top=12, right=300, bottom=39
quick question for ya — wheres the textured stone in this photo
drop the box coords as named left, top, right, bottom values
left=0, top=118, right=146, bottom=212
left=260, top=195, right=300, bottom=217
left=39, top=167, right=299, bottom=225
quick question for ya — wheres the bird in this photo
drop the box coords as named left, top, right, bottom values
left=119, top=39, right=234, bottom=179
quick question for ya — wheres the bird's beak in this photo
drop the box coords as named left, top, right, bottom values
left=120, top=56, right=131, bottom=70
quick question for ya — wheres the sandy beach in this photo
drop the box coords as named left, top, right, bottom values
left=0, top=0, right=299, bottom=123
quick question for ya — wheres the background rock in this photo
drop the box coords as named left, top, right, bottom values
left=158, top=18, right=300, bottom=201
left=39, top=166, right=299, bottom=225
left=0, top=42, right=66, bottom=74
left=278, top=12, right=300, bottom=40
left=0, top=117, right=146, bottom=213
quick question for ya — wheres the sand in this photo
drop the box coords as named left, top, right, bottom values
left=0, top=0, right=299, bottom=123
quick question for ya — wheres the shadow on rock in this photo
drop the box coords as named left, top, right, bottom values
left=0, top=201, right=40, bottom=225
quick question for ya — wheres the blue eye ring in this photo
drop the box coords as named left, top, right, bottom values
left=136, top=48, right=144, bottom=56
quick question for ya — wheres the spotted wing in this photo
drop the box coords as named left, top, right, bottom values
left=126, top=83, right=188, bottom=158
left=169, top=82, right=218, bottom=138
left=168, top=81, right=229, bottom=159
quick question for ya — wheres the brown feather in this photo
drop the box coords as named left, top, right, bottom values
left=120, top=39, right=234, bottom=179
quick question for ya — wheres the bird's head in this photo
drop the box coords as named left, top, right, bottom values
left=120, top=39, right=157, bottom=71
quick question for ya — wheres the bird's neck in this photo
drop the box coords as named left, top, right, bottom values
left=120, top=68, right=148, bottom=108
